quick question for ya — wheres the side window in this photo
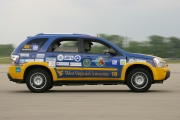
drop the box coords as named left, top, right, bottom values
left=83, top=39, right=110, bottom=54
left=20, top=38, right=48, bottom=52
left=48, top=39, right=78, bottom=53
left=90, top=42, right=109, bottom=54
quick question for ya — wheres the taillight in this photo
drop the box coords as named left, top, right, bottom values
left=11, top=55, right=19, bottom=65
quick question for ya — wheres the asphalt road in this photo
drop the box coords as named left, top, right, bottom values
left=0, top=64, right=180, bottom=120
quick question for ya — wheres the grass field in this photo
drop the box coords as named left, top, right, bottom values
left=0, top=57, right=11, bottom=64
left=0, top=57, right=180, bottom=64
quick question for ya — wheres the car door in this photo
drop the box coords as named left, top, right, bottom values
left=45, top=37, right=83, bottom=80
left=81, top=38, right=126, bottom=80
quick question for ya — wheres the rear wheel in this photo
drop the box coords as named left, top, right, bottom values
left=26, top=68, right=51, bottom=93
left=127, top=68, right=152, bottom=92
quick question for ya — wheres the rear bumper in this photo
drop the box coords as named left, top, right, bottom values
left=7, top=73, right=24, bottom=83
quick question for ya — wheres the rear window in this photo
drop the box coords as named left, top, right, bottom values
left=20, top=38, right=48, bottom=52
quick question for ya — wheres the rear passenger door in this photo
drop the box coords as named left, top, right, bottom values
left=46, top=38, right=83, bottom=80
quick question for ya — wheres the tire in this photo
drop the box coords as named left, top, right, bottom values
left=26, top=68, right=51, bottom=93
left=49, top=85, right=53, bottom=90
left=127, top=68, right=152, bottom=92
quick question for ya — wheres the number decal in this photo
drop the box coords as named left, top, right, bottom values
left=112, top=72, right=117, bottom=77
left=24, top=45, right=30, bottom=49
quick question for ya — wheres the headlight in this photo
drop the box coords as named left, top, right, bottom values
left=11, top=55, right=19, bottom=65
left=153, top=57, right=165, bottom=68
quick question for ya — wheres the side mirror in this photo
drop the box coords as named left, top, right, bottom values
left=108, top=48, right=117, bottom=55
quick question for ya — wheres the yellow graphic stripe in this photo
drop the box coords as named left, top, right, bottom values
left=56, top=67, right=82, bottom=71
left=56, top=78, right=120, bottom=81
left=83, top=68, right=117, bottom=71
left=83, top=78, right=120, bottom=80
left=56, top=67, right=117, bottom=71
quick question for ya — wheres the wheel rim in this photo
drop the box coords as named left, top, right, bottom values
left=131, top=72, right=148, bottom=89
left=30, top=72, right=47, bottom=90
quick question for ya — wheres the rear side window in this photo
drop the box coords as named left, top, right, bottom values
left=20, top=38, right=48, bottom=52
left=47, top=38, right=79, bottom=53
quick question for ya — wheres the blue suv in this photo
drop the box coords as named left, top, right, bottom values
left=7, top=33, right=170, bottom=93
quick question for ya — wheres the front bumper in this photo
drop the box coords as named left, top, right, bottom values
left=163, top=71, right=170, bottom=80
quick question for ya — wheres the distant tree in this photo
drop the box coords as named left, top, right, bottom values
left=148, top=35, right=165, bottom=57
left=168, top=37, right=180, bottom=57
left=98, top=34, right=124, bottom=49
left=0, top=44, right=14, bottom=57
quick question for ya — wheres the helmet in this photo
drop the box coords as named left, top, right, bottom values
left=84, top=41, right=93, bottom=50
left=53, top=42, right=61, bottom=50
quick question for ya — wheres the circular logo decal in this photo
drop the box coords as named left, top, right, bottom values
left=129, top=59, right=134, bottom=64
left=121, top=61, right=125, bottom=64
left=57, top=54, right=64, bottom=61
left=96, top=57, right=105, bottom=67
left=74, top=55, right=81, bottom=62
left=83, top=59, right=91, bottom=67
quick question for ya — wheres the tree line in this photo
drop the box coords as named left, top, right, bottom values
left=0, top=44, right=14, bottom=57
left=0, top=34, right=180, bottom=58
left=98, top=34, right=180, bottom=58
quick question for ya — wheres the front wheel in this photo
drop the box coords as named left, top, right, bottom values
left=26, top=69, right=51, bottom=93
left=127, top=68, right=152, bottom=92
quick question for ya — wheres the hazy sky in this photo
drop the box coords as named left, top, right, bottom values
left=0, top=0, right=180, bottom=46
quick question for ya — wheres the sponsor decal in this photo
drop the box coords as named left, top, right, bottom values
left=59, top=71, right=63, bottom=76
left=74, top=55, right=81, bottom=62
left=83, top=59, right=91, bottom=67
left=46, top=58, right=56, bottom=62
left=36, top=54, right=45, bottom=58
left=49, top=61, right=56, bottom=68
left=25, top=59, right=34, bottom=62
left=129, top=59, right=134, bottom=64
left=16, top=67, right=21, bottom=72
left=61, top=71, right=110, bottom=77
left=20, top=59, right=25, bottom=63
left=57, top=54, right=64, bottom=61
left=19, top=59, right=25, bottom=65
left=70, top=62, right=82, bottom=66
left=135, top=59, right=146, bottom=62
left=112, top=60, right=117, bottom=65
left=120, top=59, right=126, bottom=65
left=92, top=57, right=105, bottom=67
left=22, top=44, right=32, bottom=51
left=32, top=44, right=38, bottom=51
left=20, top=54, right=29, bottom=57
left=35, top=59, right=44, bottom=62
left=64, top=55, right=74, bottom=60
left=56, top=62, right=69, bottom=66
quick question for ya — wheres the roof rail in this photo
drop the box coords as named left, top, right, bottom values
left=36, top=33, right=91, bottom=36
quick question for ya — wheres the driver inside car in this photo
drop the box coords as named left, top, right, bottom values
left=52, top=42, right=61, bottom=51
left=84, top=41, right=93, bottom=53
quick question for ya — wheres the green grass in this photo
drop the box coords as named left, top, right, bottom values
left=0, top=57, right=11, bottom=64
left=165, top=60, right=180, bottom=63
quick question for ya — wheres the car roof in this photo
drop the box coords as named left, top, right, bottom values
left=34, top=33, right=97, bottom=38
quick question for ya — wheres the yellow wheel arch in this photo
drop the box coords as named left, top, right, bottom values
left=23, top=62, right=58, bottom=82
left=121, top=62, right=155, bottom=81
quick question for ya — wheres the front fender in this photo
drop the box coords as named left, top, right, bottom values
left=120, top=62, right=156, bottom=80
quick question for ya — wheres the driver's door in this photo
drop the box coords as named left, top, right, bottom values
left=81, top=39, right=125, bottom=80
